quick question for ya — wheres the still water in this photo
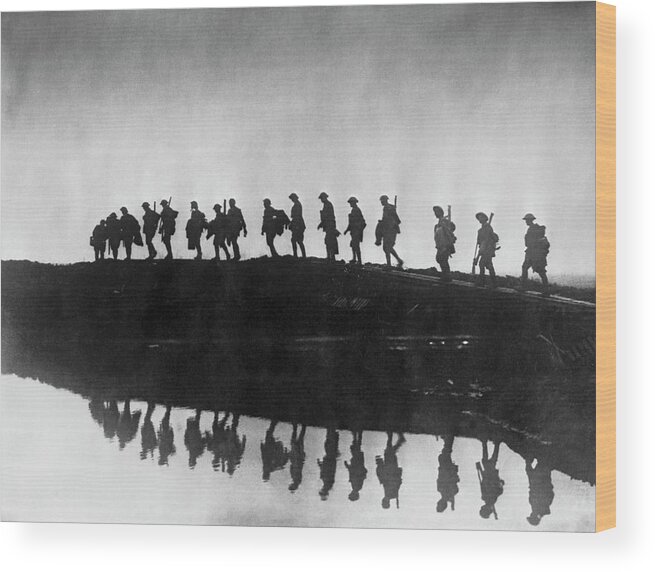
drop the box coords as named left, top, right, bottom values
left=0, top=374, right=594, bottom=531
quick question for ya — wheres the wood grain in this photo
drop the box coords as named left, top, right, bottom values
left=596, top=1, right=616, bottom=533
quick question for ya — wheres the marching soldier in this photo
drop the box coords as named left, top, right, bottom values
left=476, top=440, right=504, bottom=520
left=186, top=200, right=206, bottom=260
left=525, top=456, right=554, bottom=526
left=475, top=212, right=498, bottom=288
left=317, top=192, right=339, bottom=261
left=206, top=203, right=231, bottom=261
left=345, top=430, right=367, bottom=501
left=376, top=431, right=405, bottom=509
left=317, top=426, right=340, bottom=500
left=90, top=219, right=107, bottom=261
left=344, top=196, right=366, bottom=265
left=141, top=202, right=160, bottom=261
left=521, top=213, right=550, bottom=293
left=375, top=195, right=403, bottom=268
left=261, top=198, right=280, bottom=257
left=159, top=199, right=178, bottom=260
left=119, top=207, right=141, bottom=260
left=436, top=434, right=459, bottom=513
left=433, top=206, right=456, bottom=282
left=105, top=212, right=122, bottom=260
left=226, top=198, right=247, bottom=261
left=288, top=193, right=306, bottom=258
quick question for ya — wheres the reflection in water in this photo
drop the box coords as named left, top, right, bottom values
left=261, top=420, right=289, bottom=481
left=288, top=423, right=306, bottom=492
left=141, top=402, right=158, bottom=460
left=102, top=401, right=120, bottom=440
left=476, top=440, right=504, bottom=520
left=184, top=409, right=205, bottom=469
left=206, top=411, right=247, bottom=475
left=158, top=405, right=176, bottom=466
left=526, top=457, right=554, bottom=526
left=345, top=430, right=367, bottom=502
left=436, top=434, right=459, bottom=513
left=318, top=426, right=340, bottom=500
left=117, top=400, right=141, bottom=450
left=375, top=432, right=405, bottom=509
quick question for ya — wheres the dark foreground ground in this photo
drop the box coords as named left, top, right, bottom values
left=1, top=259, right=596, bottom=484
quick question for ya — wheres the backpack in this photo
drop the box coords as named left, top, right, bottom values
left=274, top=210, right=290, bottom=236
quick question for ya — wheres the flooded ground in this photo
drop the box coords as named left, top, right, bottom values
left=0, top=374, right=594, bottom=531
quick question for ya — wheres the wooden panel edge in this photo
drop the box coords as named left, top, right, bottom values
left=595, top=1, right=616, bottom=533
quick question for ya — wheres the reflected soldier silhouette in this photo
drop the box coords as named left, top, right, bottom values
left=102, top=400, right=120, bottom=440
left=288, top=423, right=307, bottom=491
left=206, top=204, right=231, bottom=261
left=525, top=457, right=554, bottom=526
left=475, top=212, right=498, bottom=288
left=375, top=195, right=403, bottom=268
left=375, top=431, right=404, bottom=508
left=344, top=197, right=366, bottom=265
left=91, top=219, right=107, bottom=261
left=141, top=202, right=160, bottom=261
left=116, top=399, right=142, bottom=450
left=184, top=409, right=205, bottom=469
left=436, top=434, right=459, bottom=512
left=521, top=213, right=550, bottom=294
left=476, top=440, right=505, bottom=520
left=157, top=405, right=176, bottom=466
left=317, top=192, right=339, bottom=261
left=119, top=207, right=141, bottom=260
left=261, top=420, right=289, bottom=481
left=159, top=200, right=179, bottom=260
left=88, top=398, right=105, bottom=426
left=105, top=213, right=122, bottom=260
left=223, top=413, right=246, bottom=475
left=345, top=430, right=367, bottom=501
left=140, top=402, right=158, bottom=460
left=186, top=201, right=206, bottom=260
left=206, top=411, right=246, bottom=475
left=261, top=199, right=280, bottom=258
left=318, top=426, right=340, bottom=500
left=288, top=193, right=307, bottom=258
left=226, top=198, right=247, bottom=261
left=433, top=206, right=457, bottom=282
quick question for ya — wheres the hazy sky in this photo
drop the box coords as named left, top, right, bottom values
left=1, top=3, right=596, bottom=278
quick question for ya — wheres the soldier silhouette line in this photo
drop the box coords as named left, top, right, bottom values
left=521, top=213, right=550, bottom=294
left=186, top=201, right=206, bottom=260
left=375, top=431, right=405, bottom=509
left=207, top=204, right=231, bottom=261
left=436, top=434, right=459, bottom=513
left=345, top=430, right=367, bottom=501
left=375, top=195, right=403, bottom=268
left=476, top=440, right=505, bottom=520
left=159, top=200, right=178, bottom=260
left=288, top=422, right=307, bottom=492
left=474, top=212, right=498, bottom=288
left=433, top=206, right=456, bottom=282
left=90, top=219, right=108, bottom=261
left=288, top=193, right=307, bottom=259
left=226, top=198, right=247, bottom=261
left=119, top=207, right=142, bottom=261
left=317, top=425, right=340, bottom=500
left=317, top=192, right=339, bottom=262
left=344, top=197, right=366, bottom=265
left=141, top=202, right=161, bottom=261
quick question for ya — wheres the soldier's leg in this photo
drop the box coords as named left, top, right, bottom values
left=267, top=233, right=278, bottom=257
left=299, top=241, right=306, bottom=258
left=232, top=237, right=241, bottom=261
left=477, top=259, right=486, bottom=285
left=213, top=241, right=220, bottom=260
left=538, top=271, right=549, bottom=287
left=163, top=234, right=173, bottom=259
left=389, top=248, right=403, bottom=267
left=521, top=259, right=531, bottom=284
left=487, top=261, right=496, bottom=286
left=94, top=247, right=99, bottom=261
left=195, top=238, right=202, bottom=260
left=220, top=240, right=231, bottom=260
left=291, top=238, right=298, bottom=258
left=124, top=238, right=132, bottom=260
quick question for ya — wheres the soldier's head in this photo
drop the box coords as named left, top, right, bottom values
left=381, top=497, right=391, bottom=510
left=263, top=198, right=271, bottom=207
left=213, top=203, right=222, bottom=212
left=348, top=490, right=360, bottom=502
left=120, top=206, right=128, bottom=214
left=141, top=201, right=150, bottom=211
left=379, top=194, right=389, bottom=205
left=475, top=212, right=488, bottom=224
left=318, top=191, right=328, bottom=202
left=289, top=192, right=299, bottom=202
left=527, top=513, right=542, bottom=526
left=436, top=498, right=449, bottom=513
left=523, top=213, right=536, bottom=226
left=347, top=196, right=358, bottom=206
left=100, top=219, right=106, bottom=225
left=433, top=206, right=444, bottom=219
left=160, top=200, right=168, bottom=207
left=190, top=200, right=198, bottom=210
left=479, top=505, right=494, bottom=519
left=229, top=198, right=236, bottom=207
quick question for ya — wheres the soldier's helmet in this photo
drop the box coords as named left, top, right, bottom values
left=289, top=192, right=299, bottom=200
left=141, top=201, right=150, bottom=208
left=522, top=213, right=536, bottom=221
left=433, top=205, right=444, bottom=217
left=479, top=505, right=494, bottom=519
left=108, top=212, right=117, bottom=219
left=475, top=212, right=489, bottom=223
left=379, top=194, right=389, bottom=203
left=213, top=203, right=222, bottom=211
left=347, top=196, right=358, bottom=204
left=160, top=200, right=168, bottom=206
left=318, top=192, right=328, bottom=200
left=229, top=198, right=236, bottom=206
left=263, top=198, right=271, bottom=206
left=120, top=206, right=128, bottom=214
left=100, top=219, right=106, bottom=225
left=190, top=200, right=198, bottom=208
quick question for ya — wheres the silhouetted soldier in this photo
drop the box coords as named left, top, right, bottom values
left=91, top=219, right=107, bottom=261
left=226, top=198, right=247, bottom=261
left=288, top=422, right=307, bottom=491
left=261, top=420, right=289, bottom=481
left=288, top=193, right=307, bottom=258
left=159, top=200, right=178, bottom=260
left=476, top=440, right=504, bottom=520
left=344, top=197, right=366, bottom=265
left=345, top=430, right=367, bottom=501
left=475, top=212, right=498, bottom=288
left=102, top=400, right=120, bottom=440
left=157, top=405, right=176, bottom=466
left=223, top=413, right=246, bottom=476
left=186, top=201, right=206, bottom=260
left=436, top=434, right=459, bottom=512
left=119, top=207, right=141, bottom=260
left=140, top=402, right=158, bottom=460
left=521, top=213, right=550, bottom=293
left=184, top=409, right=205, bottom=469
left=433, top=206, right=457, bottom=282
left=141, top=202, right=160, bottom=261
left=525, top=457, right=554, bottom=526
left=375, top=195, right=403, bottom=268
left=116, top=399, right=141, bottom=450
left=206, top=204, right=231, bottom=261
left=318, top=426, right=340, bottom=500
left=106, top=213, right=122, bottom=260
left=318, top=192, right=339, bottom=261
left=261, top=199, right=280, bottom=258
left=376, top=431, right=404, bottom=509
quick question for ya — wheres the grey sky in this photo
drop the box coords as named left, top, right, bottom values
left=2, top=3, right=596, bottom=278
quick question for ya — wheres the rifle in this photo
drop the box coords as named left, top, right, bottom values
left=447, top=205, right=451, bottom=221
left=472, top=212, right=494, bottom=274
left=223, top=198, right=226, bottom=213
left=158, top=196, right=173, bottom=234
